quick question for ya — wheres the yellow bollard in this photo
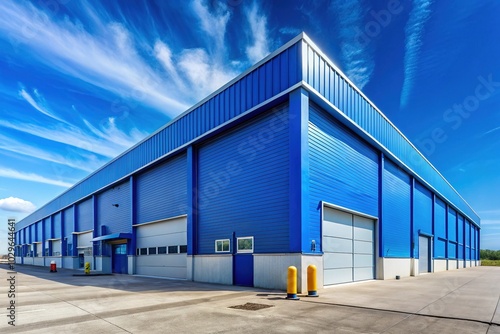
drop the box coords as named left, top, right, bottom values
left=307, top=265, right=319, bottom=297
left=286, top=266, right=300, bottom=300
left=84, top=262, right=91, bottom=275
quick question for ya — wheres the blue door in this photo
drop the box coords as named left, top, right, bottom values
left=233, top=254, right=254, bottom=286
left=112, top=244, right=128, bottom=274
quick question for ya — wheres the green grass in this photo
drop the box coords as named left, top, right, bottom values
left=480, top=260, right=500, bottom=266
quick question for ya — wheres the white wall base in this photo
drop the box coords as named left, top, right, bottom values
left=448, top=259, right=458, bottom=270
left=193, top=254, right=232, bottom=285
left=23, top=257, right=34, bottom=265
left=96, top=256, right=111, bottom=273
left=378, top=258, right=411, bottom=279
left=34, top=257, right=44, bottom=266
left=411, top=258, right=418, bottom=276
left=63, top=256, right=79, bottom=269
left=465, top=260, right=471, bottom=268
left=15, top=257, right=22, bottom=264
left=128, top=255, right=135, bottom=275
left=433, top=259, right=447, bottom=272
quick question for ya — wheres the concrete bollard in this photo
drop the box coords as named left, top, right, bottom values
left=286, top=266, right=300, bottom=300
left=307, top=264, right=319, bottom=297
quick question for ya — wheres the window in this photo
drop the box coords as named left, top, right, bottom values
left=237, top=237, right=253, bottom=253
left=168, top=246, right=178, bottom=254
left=140, top=248, right=147, bottom=255
left=215, top=239, right=230, bottom=253
left=136, top=248, right=140, bottom=256
left=158, top=246, right=167, bottom=254
left=148, top=247, right=157, bottom=255
left=179, top=245, right=187, bottom=254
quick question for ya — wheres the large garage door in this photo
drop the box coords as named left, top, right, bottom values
left=136, top=216, right=187, bottom=279
left=323, top=207, right=375, bottom=285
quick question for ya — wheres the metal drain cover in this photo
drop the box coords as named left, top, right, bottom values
left=228, top=303, right=274, bottom=311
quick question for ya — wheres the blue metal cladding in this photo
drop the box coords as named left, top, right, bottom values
left=447, top=208, right=457, bottom=259
left=458, top=215, right=465, bottom=260
left=53, top=212, right=61, bottom=239
left=17, top=40, right=302, bottom=229
left=434, top=198, right=447, bottom=258
left=381, top=159, right=411, bottom=258
left=44, top=217, right=51, bottom=239
left=465, top=220, right=471, bottom=260
left=197, top=104, right=290, bottom=254
left=301, top=38, right=479, bottom=226
left=77, top=198, right=93, bottom=232
left=97, top=180, right=131, bottom=234
left=136, top=154, right=187, bottom=224
left=63, top=207, right=74, bottom=239
left=413, top=181, right=432, bottom=259
left=309, top=104, right=379, bottom=216
left=34, top=223, right=40, bottom=242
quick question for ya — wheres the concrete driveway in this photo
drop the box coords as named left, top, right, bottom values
left=1, top=264, right=499, bottom=333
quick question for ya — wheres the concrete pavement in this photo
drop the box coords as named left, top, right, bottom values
left=0, top=264, right=499, bottom=333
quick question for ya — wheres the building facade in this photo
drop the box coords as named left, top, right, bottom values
left=15, top=34, right=480, bottom=292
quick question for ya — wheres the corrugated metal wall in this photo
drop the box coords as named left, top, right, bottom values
left=17, top=41, right=302, bottom=229
left=465, top=220, right=471, bottom=260
left=63, top=207, right=74, bottom=239
left=301, top=39, right=479, bottom=226
left=97, top=180, right=131, bottom=234
left=382, top=159, right=411, bottom=257
left=44, top=217, right=51, bottom=239
left=136, top=154, right=187, bottom=224
left=53, top=213, right=61, bottom=239
left=458, top=215, right=464, bottom=260
left=197, top=104, right=290, bottom=254
left=447, top=208, right=457, bottom=259
left=434, top=198, right=447, bottom=258
left=77, top=198, right=93, bottom=232
left=34, top=223, right=40, bottom=242
left=413, top=181, right=432, bottom=258
left=309, top=104, right=379, bottom=215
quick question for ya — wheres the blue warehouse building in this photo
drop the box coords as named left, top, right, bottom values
left=15, top=34, right=480, bottom=291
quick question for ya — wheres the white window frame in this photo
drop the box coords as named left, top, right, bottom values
left=215, top=239, right=230, bottom=253
left=236, top=236, right=254, bottom=253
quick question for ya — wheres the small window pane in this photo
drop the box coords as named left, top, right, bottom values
left=179, top=245, right=187, bottom=253
left=148, top=247, right=157, bottom=255
left=222, top=240, right=229, bottom=252
left=237, top=237, right=253, bottom=252
left=158, top=247, right=167, bottom=254
left=140, top=248, right=147, bottom=255
left=215, top=239, right=230, bottom=253
left=168, top=246, right=178, bottom=254
left=136, top=248, right=140, bottom=256
left=216, top=241, right=222, bottom=252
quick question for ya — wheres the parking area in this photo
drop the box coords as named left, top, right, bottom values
left=1, top=264, right=499, bottom=333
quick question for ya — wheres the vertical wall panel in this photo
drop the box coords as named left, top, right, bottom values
left=434, top=198, right=447, bottom=258
left=136, top=154, right=187, bottom=224
left=53, top=213, right=62, bottom=239
left=77, top=198, right=93, bottom=232
left=413, top=181, right=432, bottom=259
left=458, top=215, right=465, bottom=260
left=97, top=180, right=131, bottom=235
left=197, top=104, right=290, bottom=254
left=63, top=207, right=74, bottom=239
left=44, top=217, right=51, bottom=239
left=35, top=223, right=41, bottom=242
left=447, top=207, right=457, bottom=259
left=465, top=220, right=471, bottom=260
left=382, top=160, right=411, bottom=257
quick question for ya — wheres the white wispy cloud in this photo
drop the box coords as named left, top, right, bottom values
left=330, top=0, right=374, bottom=89
left=192, top=0, right=230, bottom=58
left=0, top=117, right=147, bottom=159
left=0, top=1, right=189, bottom=116
left=0, top=168, right=73, bottom=188
left=0, top=197, right=36, bottom=213
left=400, top=0, right=433, bottom=108
left=0, top=133, right=103, bottom=172
left=483, top=126, right=500, bottom=136
left=245, top=2, right=270, bottom=65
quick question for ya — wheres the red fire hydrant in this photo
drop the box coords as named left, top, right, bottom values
left=50, top=261, right=57, bottom=273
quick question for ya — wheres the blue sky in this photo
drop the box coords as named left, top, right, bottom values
left=0, top=0, right=499, bottom=253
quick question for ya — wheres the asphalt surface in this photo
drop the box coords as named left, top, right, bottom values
left=1, top=264, right=499, bottom=333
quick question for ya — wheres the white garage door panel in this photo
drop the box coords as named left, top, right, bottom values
left=354, top=240, right=373, bottom=254
left=323, top=237, right=353, bottom=253
left=324, top=253, right=353, bottom=269
left=136, top=217, right=187, bottom=279
left=324, top=268, right=352, bottom=285
left=323, top=207, right=375, bottom=285
left=354, top=267, right=373, bottom=281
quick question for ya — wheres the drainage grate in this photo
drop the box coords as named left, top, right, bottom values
left=228, top=303, right=274, bottom=311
